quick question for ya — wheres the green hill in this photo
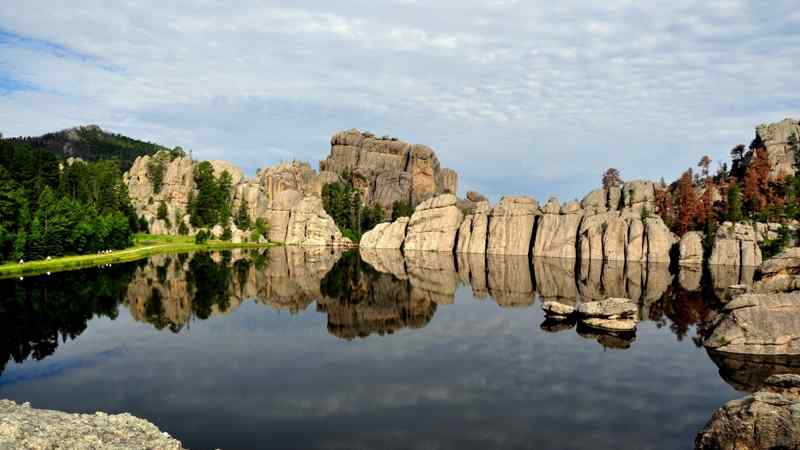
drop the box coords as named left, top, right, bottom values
left=4, top=125, right=169, bottom=170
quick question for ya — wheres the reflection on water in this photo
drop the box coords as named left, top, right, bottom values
left=0, top=247, right=795, bottom=449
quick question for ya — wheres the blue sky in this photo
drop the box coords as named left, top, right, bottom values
left=1, top=1, right=798, bottom=202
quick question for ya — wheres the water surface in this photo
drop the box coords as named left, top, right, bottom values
left=0, top=248, right=781, bottom=449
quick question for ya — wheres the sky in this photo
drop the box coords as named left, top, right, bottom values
left=1, top=1, right=798, bottom=202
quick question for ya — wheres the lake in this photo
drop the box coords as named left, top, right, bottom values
left=0, top=247, right=774, bottom=449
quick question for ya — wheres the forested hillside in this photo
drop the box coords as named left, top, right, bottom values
left=3, top=125, right=169, bottom=170
left=0, top=139, right=142, bottom=262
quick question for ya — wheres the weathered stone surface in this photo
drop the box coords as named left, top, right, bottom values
left=679, top=231, right=705, bottom=265
left=440, top=168, right=458, bottom=194
left=456, top=201, right=490, bottom=254
left=487, top=196, right=539, bottom=255
left=626, top=218, right=646, bottom=262
left=124, top=152, right=195, bottom=234
left=533, top=199, right=582, bottom=259
left=695, top=374, right=800, bottom=450
left=359, top=223, right=390, bottom=249
left=0, top=400, right=185, bottom=450
left=542, top=300, right=576, bottom=317
left=603, top=214, right=628, bottom=261
left=581, top=188, right=608, bottom=214
left=285, top=197, right=352, bottom=247
left=755, top=118, right=800, bottom=181
left=466, top=191, right=486, bottom=203
left=578, top=212, right=610, bottom=261
left=622, top=180, right=656, bottom=213
left=754, top=247, right=800, bottom=293
left=710, top=222, right=762, bottom=267
left=403, top=194, right=463, bottom=252
left=320, top=130, right=455, bottom=215
left=644, top=216, right=675, bottom=263
left=705, top=292, right=800, bottom=355
left=577, top=297, right=638, bottom=319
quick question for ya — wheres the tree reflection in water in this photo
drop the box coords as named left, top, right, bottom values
left=0, top=247, right=788, bottom=387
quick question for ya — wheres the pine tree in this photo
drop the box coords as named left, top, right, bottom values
left=727, top=182, right=743, bottom=222
left=235, top=199, right=251, bottom=230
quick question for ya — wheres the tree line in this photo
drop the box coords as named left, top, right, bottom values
left=0, top=140, right=142, bottom=262
left=602, top=130, right=800, bottom=257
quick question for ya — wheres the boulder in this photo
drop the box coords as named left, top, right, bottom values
left=0, top=400, right=186, bottom=450
left=403, top=194, right=464, bottom=252
left=466, top=191, right=486, bottom=203
left=581, top=188, right=608, bottom=214
left=542, top=300, right=576, bottom=318
left=577, top=297, right=638, bottom=319
left=754, top=247, right=800, bottom=293
left=486, top=196, right=540, bottom=255
left=440, top=168, right=458, bottom=194
left=755, top=118, right=800, bottom=181
left=360, top=217, right=409, bottom=250
left=678, top=231, right=704, bottom=265
left=705, top=292, right=800, bottom=355
left=695, top=374, right=800, bottom=450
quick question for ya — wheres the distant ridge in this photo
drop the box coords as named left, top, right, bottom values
left=3, top=125, right=169, bottom=170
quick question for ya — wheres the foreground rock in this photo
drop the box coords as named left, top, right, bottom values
left=695, top=374, right=800, bottom=450
left=0, top=400, right=185, bottom=450
left=705, top=292, right=800, bottom=355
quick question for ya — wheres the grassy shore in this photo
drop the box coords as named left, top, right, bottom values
left=0, top=233, right=277, bottom=278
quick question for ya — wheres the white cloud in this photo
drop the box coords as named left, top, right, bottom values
left=0, top=0, right=798, bottom=200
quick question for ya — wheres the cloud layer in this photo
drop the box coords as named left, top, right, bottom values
left=1, top=1, right=798, bottom=200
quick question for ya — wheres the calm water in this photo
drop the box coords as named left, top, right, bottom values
left=0, top=248, right=789, bottom=449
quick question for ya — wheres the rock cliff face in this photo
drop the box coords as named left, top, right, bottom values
left=403, top=194, right=463, bottom=252
left=754, top=118, right=800, bottom=181
left=319, top=129, right=458, bottom=216
left=678, top=231, right=704, bottom=265
left=709, top=222, right=762, bottom=267
left=487, top=196, right=540, bottom=255
left=124, top=153, right=351, bottom=247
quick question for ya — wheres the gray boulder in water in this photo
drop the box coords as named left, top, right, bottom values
left=695, top=374, right=800, bottom=450
left=704, top=292, right=800, bottom=356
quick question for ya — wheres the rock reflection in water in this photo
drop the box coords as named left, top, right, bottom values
left=706, top=350, right=800, bottom=393
left=317, top=252, right=436, bottom=340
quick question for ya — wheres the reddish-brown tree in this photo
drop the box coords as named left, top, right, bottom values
left=742, top=148, right=770, bottom=214
left=674, top=168, right=699, bottom=235
left=602, top=168, right=623, bottom=189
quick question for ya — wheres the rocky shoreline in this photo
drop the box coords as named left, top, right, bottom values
left=0, top=400, right=186, bottom=450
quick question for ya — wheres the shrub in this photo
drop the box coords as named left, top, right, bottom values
left=194, top=229, right=210, bottom=244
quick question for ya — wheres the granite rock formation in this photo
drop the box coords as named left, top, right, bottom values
left=486, top=196, right=540, bottom=255
left=124, top=153, right=351, bottom=247
left=709, top=222, right=762, bottom=267
left=679, top=231, right=705, bottom=265
left=695, top=374, right=800, bottom=450
left=0, top=400, right=185, bottom=450
left=705, top=292, right=800, bottom=355
left=404, top=194, right=463, bottom=252
left=319, top=129, right=458, bottom=216
left=754, top=118, right=800, bottom=181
